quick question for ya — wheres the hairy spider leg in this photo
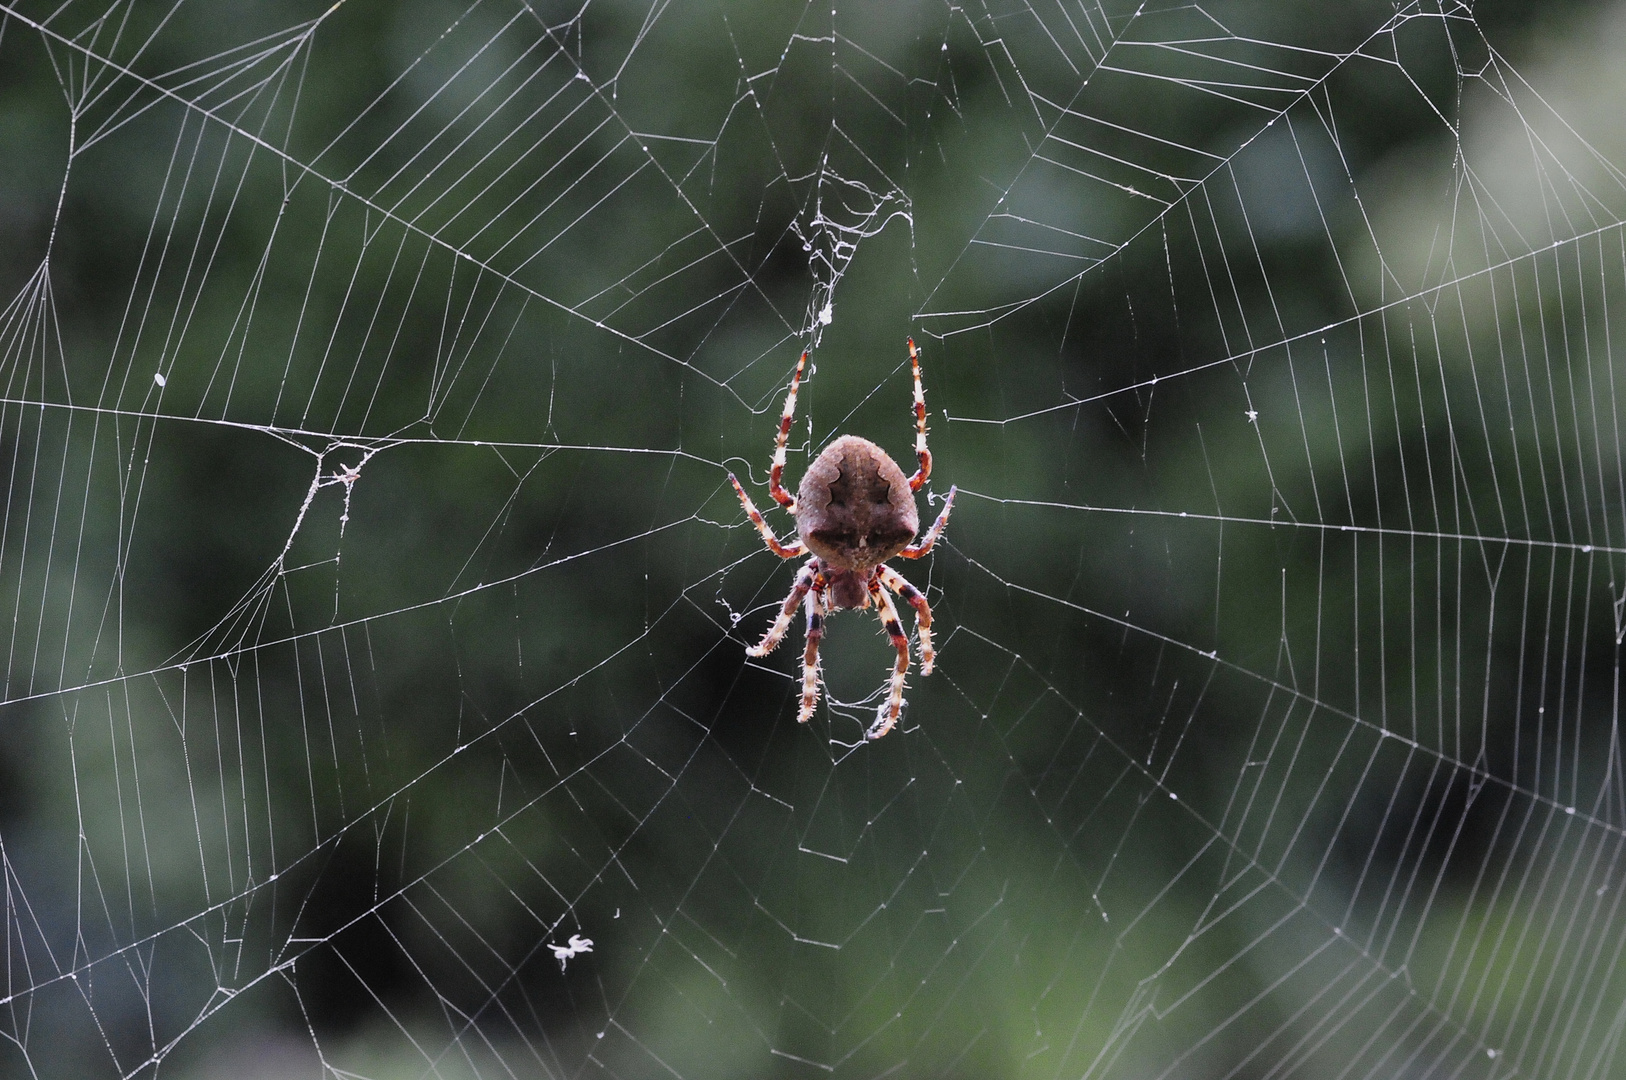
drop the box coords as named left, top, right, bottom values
left=729, top=473, right=805, bottom=559
left=748, top=559, right=822, bottom=657
left=901, top=485, right=957, bottom=558
left=769, top=350, right=808, bottom=509
left=867, top=580, right=912, bottom=739
left=798, top=586, right=826, bottom=724
left=879, top=566, right=934, bottom=674
left=906, top=338, right=932, bottom=492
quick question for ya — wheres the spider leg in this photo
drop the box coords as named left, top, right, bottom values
left=900, top=485, right=956, bottom=559
left=797, top=585, right=826, bottom=724
left=768, top=350, right=808, bottom=510
left=747, top=559, right=821, bottom=657
left=879, top=565, right=935, bottom=674
left=866, top=578, right=911, bottom=739
left=905, top=338, right=932, bottom=492
left=730, top=473, right=806, bottom=558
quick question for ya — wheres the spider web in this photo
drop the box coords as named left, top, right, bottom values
left=1, top=0, right=1625, bottom=1077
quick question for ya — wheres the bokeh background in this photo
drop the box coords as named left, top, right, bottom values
left=3, top=1, right=1626, bottom=1077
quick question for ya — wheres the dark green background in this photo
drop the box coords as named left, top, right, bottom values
left=1, top=1, right=1622, bottom=1077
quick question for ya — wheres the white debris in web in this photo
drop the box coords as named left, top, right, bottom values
left=548, top=934, right=594, bottom=972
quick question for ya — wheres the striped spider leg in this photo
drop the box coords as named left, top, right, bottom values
left=866, top=577, right=913, bottom=739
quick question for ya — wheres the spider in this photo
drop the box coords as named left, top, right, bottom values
left=729, top=339, right=956, bottom=739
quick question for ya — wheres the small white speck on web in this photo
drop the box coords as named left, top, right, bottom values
left=154, top=372, right=167, bottom=386
left=818, top=302, right=833, bottom=325
left=549, top=934, right=594, bottom=971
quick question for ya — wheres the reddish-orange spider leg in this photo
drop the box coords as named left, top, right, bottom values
left=749, top=560, right=822, bottom=657
left=867, top=580, right=912, bottom=739
left=901, top=486, right=957, bottom=559
left=906, top=338, right=932, bottom=492
left=729, top=473, right=805, bottom=559
left=798, top=588, right=826, bottom=724
left=769, top=351, right=808, bottom=510
left=879, top=566, right=934, bottom=674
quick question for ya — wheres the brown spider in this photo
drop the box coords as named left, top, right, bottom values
left=729, top=339, right=956, bottom=739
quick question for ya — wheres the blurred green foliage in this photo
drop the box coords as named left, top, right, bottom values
left=1, top=1, right=1624, bottom=1078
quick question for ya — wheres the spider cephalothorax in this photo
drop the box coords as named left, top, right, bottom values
left=729, top=340, right=956, bottom=739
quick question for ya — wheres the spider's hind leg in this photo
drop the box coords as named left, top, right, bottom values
left=768, top=350, right=808, bottom=510
left=901, top=486, right=956, bottom=559
left=731, top=473, right=806, bottom=559
left=906, top=338, right=932, bottom=492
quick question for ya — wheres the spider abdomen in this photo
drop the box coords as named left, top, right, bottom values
left=796, top=435, right=920, bottom=574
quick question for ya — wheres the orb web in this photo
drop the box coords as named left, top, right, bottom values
left=1, top=2, right=1624, bottom=1078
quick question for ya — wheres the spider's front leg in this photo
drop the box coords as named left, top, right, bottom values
left=729, top=473, right=805, bottom=559
left=879, top=566, right=934, bottom=674
left=798, top=586, right=826, bottom=724
left=867, top=578, right=912, bottom=739
left=748, top=559, right=822, bottom=657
